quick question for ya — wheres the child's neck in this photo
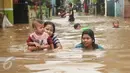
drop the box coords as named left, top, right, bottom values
left=35, top=32, right=43, bottom=35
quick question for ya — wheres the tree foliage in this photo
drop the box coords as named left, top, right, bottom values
left=73, top=0, right=80, bottom=4
left=92, top=0, right=97, bottom=4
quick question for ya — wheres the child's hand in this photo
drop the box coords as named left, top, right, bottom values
left=41, top=44, right=50, bottom=49
left=34, top=42, right=40, bottom=48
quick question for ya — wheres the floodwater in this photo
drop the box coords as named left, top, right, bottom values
left=0, top=16, right=130, bottom=73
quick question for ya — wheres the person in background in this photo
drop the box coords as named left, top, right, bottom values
left=44, top=21, right=62, bottom=50
left=73, top=23, right=90, bottom=31
left=75, top=29, right=103, bottom=51
left=58, top=9, right=66, bottom=18
left=26, top=19, right=54, bottom=52
left=45, top=1, right=52, bottom=18
left=34, top=2, right=38, bottom=17
left=83, top=0, right=88, bottom=15
left=67, top=3, right=75, bottom=22
left=74, top=23, right=81, bottom=30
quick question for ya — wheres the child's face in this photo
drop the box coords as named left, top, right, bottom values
left=82, top=34, right=93, bottom=47
left=113, top=21, right=119, bottom=28
left=77, top=25, right=81, bottom=29
left=34, top=23, right=44, bottom=34
left=44, top=24, right=53, bottom=36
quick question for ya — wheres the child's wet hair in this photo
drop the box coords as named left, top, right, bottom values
left=32, top=19, right=44, bottom=28
left=74, top=23, right=80, bottom=29
left=44, top=21, right=55, bottom=33
left=113, top=20, right=119, bottom=24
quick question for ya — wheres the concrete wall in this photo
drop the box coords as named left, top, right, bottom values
left=124, top=0, right=130, bottom=18
left=4, top=0, right=14, bottom=24
left=51, top=0, right=56, bottom=16
left=0, top=0, right=4, bottom=25
left=115, top=0, right=124, bottom=17
left=107, top=0, right=115, bottom=16
left=0, top=0, right=14, bottom=24
left=0, top=0, right=4, bottom=13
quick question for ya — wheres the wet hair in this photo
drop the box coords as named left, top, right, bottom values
left=32, top=19, right=44, bottom=28
left=81, top=29, right=98, bottom=50
left=44, top=21, right=55, bottom=33
left=113, top=20, right=119, bottom=24
left=74, top=23, right=80, bottom=29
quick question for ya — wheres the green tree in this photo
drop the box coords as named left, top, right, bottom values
left=73, top=0, right=80, bottom=4
left=92, top=0, right=97, bottom=4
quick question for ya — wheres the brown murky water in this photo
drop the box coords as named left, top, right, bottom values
left=0, top=16, right=130, bottom=73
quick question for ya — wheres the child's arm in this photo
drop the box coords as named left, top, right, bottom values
left=26, top=36, right=41, bottom=51
left=47, top=37, right=54, bottom=50
left=50, top=43, right=54, bottom=50
left=28, top=42, right=41, bottom=47
left=40, top=44, right=54, bottom=50
left=27, top=36, right=40, bottom=47
left=55, top=43, right=62, bottom=49
left=40, top=44, right=50, bottom=49
left=27, top=36, right=35, bottom=46
left=53, top=35, right=62, bottom=49
left=40, top=36, right=54, bottom=50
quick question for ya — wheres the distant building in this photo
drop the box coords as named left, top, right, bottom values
left=124, top=0, right=130, bottom=18
left=0, top=0, right=14, bottom=24
left=106, top=0, right=130, bottom=18
left=0, top=0, right=29, bottom=24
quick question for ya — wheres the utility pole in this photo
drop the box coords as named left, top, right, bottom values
left=104, top=0, right=107, bottom=16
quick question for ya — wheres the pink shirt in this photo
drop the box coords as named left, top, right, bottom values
left=27, top=32, right=51, bottom=45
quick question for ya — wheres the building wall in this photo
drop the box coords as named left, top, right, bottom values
left=115, top=0, right=123, bottom=17
left=0, top=0, right=4, bottom=13
left=124, top=0, right=130, bottom=18
left=4, top=0, right=14, bottom=24
left=0, top=0, right=14, bottom=24
left=51, top=0, right=56, bottom=16
left=0, top=0, right=4, bottom=26
left=107, top=0, right=115, bottom=16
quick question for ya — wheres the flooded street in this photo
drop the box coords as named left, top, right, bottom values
left=0, top=16, right=130, bottom=73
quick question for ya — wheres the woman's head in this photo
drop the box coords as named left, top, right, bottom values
left=81, top=29, right=96, bottom=49
left=32, top=19, right=44, bottom=34
left=44, top=21, right=55, bottom=36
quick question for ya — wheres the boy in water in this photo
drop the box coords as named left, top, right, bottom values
left=74, top=23, right=81, bottom=30
left=113, top=20, right=119, bottom=28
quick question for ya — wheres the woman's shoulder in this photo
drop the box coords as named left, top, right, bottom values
left=52, top=34, right=58, bottom=37
left=96, top=45, right=104, bottom=50
left=52, top=34, right=59, bottom=40
left=75, top=43, right=83, bottom=48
